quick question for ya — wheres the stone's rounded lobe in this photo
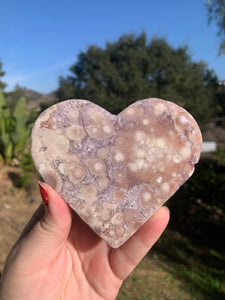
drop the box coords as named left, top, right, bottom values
left=31, top=98, right=202, bottom=248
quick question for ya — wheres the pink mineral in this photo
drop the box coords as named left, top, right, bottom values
left=31, top=98, right=202, bottom=248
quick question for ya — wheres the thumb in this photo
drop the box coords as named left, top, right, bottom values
left=18, top=182, right=72, bottom=269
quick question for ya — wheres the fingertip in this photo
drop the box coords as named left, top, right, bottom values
left=39, top=181, right=67, bottom=208
left=161, top=205, right=170, bottom=215
left=154, top=206, right=170, bottom=225
left=140, top=206, right=170, bottom=242
left=39, top=181, right=49, bottom=206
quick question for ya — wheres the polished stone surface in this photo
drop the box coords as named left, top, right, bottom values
left=31, top=98, right=202, bottom=248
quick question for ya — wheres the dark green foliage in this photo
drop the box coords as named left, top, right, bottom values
left=207, top=0, right=225, bottom=54
left=57, top=32, right=218, bottom=129
left=215, top=84, right=225, bottom=116
left=0, top=60, right=6, bottom=90
left=0, top=89, right=13, bottom=163
left=154, top=230, right=225, bottom=300
left=168, top=153, right=225, bottom=251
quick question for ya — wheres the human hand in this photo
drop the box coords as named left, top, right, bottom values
left=0, top=183, right=170, bottom=300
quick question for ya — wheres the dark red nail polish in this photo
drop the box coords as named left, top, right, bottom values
left=39, top=182, right=49, bottom=206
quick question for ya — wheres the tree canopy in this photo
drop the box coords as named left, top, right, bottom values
left=57, top=32, right=218, bottom=128
left=0, top=60, right=6, bottom=90
left=207, top=0, right=225, bottom=54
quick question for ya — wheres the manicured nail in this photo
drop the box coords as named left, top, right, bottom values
left=39, top=182, right=49, bottom=206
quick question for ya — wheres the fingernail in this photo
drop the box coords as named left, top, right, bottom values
left=162, top=206, right=170, bottom=214
left=39, top=182, right=48, bottom=206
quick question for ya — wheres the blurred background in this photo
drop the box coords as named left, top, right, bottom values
left=0, top=0, right=225, bottom=299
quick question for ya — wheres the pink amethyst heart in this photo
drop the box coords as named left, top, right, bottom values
left=31, top=98, right=202, bottom=248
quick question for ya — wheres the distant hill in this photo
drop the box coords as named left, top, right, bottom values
left=21, top=88, right=57, bottom=110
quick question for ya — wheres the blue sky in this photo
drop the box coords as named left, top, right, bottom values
left=1, top=0, right=224, bottom=93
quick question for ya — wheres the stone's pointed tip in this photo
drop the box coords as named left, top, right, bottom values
left=31, top=98, right=202, bottom=248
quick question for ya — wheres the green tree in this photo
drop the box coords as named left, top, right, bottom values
left=57, top=32, right=218, bottom=128
left=0, top=60, right=6, bottom=90
left=207, top=0, right=225, bottom=54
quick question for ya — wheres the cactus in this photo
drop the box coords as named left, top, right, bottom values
left=11, top=97, right=29, bottom=146
left=1, top=133, right=13, bottom=164
left=0, top=89, right=6, bottom=108
left=0, top=89, right=6, bottom=131
left=0, top=89, right=32, bottom=165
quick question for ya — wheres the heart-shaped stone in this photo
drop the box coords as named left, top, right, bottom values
left=31, top=98, right=202, bottom=248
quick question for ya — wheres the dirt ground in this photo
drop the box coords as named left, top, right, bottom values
left=0, top=165, right=41, bottom=272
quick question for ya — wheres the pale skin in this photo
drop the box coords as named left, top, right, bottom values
left=0, top=183, right=170, bottom=300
